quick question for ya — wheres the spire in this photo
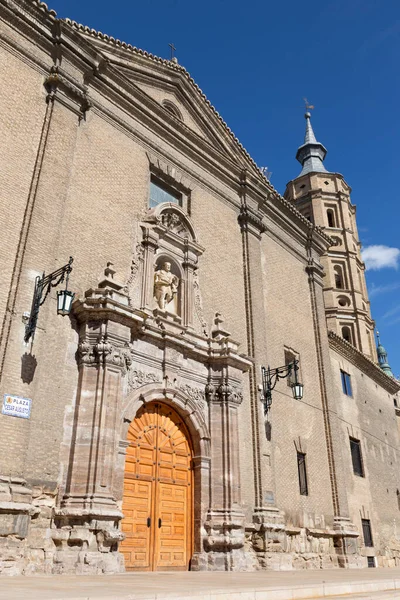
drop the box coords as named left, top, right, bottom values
left=295, top=112, right=329, bottom=177
left=376, top=331, right=394, bottom=378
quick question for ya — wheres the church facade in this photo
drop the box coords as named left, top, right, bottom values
left=0, top=0, right=399, bottom=575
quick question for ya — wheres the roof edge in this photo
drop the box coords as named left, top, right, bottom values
left=329, top=331, right=400, bottom=394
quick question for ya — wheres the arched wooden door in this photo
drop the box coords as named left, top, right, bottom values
left=120, top=402, right=193, bottom=571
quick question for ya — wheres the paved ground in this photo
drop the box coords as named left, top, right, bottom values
left=2, top=569, right=400, bottom=600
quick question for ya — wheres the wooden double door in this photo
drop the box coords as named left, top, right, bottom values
left=120, top=402, right=193, bottom=571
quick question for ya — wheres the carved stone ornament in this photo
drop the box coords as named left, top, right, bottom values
left=77, top=337, right=132, bottom=373
left=205, top=381, right=243, bottom=405
left=193, top=270, right=208, bottom=335
left=179, top=383, right=206, bottom=411
left=160, top=210, right=189, bottom=237
left=124, top=242, right=144, bottom=301
left=127, top=369, right=162, bottom=392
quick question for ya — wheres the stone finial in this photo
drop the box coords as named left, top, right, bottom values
left=104, top=262, right=116, bottom=280
left=211, top=312, right=231, bottom=340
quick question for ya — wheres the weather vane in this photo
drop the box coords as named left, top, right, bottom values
left=303, top=97, right=315, bottom=111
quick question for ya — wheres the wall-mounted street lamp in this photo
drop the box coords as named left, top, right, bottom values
left=260, top=359, right=304, bottom=414
left=24, top=257, right=74, bottom=343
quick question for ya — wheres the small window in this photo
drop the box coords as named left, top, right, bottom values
left=327, top=209, right=336, bottom=228
left=397, top=489, right=400, bottom=511
left=162, top=100, right=183, bottom=121
left=297, top=452, right=308, bottom=496
left=350, top=438, right=364, bottom=477
left=342, top=326, right=352, bottom=343
left=362, top=519, right=373, bottom=547
left=334, top=265, right=344, bottom=289
left=367, top=556, right=376, bottom=568
left=394, top=398, right=398, bottom=408
left=341, top=370, right=352, bottom=396
left=149, top=178, right=181, bottom=208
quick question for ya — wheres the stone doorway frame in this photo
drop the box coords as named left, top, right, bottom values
left=119, top=391, right=210, bottom=570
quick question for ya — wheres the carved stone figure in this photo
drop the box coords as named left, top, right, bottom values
left=154, top=261, right=179, bottom=311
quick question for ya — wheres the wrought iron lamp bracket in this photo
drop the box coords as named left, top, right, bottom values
left=24, top=257, right=74, bottom=343
left=261, top=359, right=301, bottom=415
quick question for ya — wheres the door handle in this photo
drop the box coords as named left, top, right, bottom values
left=158, top=518, right=162, bottom=528
left=147, top=517, right=151, bottom=528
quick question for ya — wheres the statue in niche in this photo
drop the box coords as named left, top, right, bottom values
left=154, top=261, right=179, bottom=312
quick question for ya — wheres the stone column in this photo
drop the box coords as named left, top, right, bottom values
left=202, top=372, right=248, bottom=571
left=53, top=274, right=134, bottom=574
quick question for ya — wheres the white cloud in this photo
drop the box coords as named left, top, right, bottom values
left=369, top=281, right=400, bottom=297
left=361, top=245, right=400, bottom=270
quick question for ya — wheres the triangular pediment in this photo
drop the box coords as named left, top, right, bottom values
left=120, top=69, right=221, bottom=145
left=65, top=27, right=263, bottom=173
left=95, top=45, right=238, bottom=158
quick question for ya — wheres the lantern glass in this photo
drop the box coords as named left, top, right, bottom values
left=57, top=290, right=74, bottom=316
left=291, top=382, right=304, bottom=401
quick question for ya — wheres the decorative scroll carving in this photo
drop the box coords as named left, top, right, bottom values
left=125, top=242, right=144, bottom=301
left=193, top=270, right=208, bottom=335
left=179, top=383, right=206, bottom=411
left=127, top=369, right=162, bottom=392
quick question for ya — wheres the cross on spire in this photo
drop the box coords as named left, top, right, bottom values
left=168, top=42, right=176, bottom=60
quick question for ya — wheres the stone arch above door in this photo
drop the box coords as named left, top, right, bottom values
left=121, top=384, right=211, bottom=459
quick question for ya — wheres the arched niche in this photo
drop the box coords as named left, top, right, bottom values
left=154, top=255, right=182, bottom=315
left=139, top=204, right=205, bottom=329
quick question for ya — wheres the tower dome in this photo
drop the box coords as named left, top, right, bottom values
left=376, top=331, right=394, bottom=378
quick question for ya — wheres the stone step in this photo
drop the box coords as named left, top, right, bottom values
left=1, top=571, right=400, bottom=600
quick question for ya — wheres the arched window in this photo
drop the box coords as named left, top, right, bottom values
left=334, top=265, right=344, bottom=289
left=162, top=100, right=183, bottom=121
left=342, top=326, right=352, bottom=343
left=327, top=209, right=336, bottom=228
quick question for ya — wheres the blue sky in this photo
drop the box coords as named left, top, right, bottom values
left=50, top=0, right=399, bottom=374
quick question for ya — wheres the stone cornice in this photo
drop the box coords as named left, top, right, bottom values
left=72, top=285, right=252, bottom=373
left=328, top=331, right=400, bottom=394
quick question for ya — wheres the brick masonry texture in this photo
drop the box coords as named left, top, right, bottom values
left=0, top=0, right=399, bottom=576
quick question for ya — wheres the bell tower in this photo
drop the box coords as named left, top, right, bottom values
left=284, top=112, right=377, bottom=361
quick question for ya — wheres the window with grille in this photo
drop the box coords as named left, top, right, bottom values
left=149, top=178, right=182, bottom=208
left=341, top=370, right=352, bottom=396
left=362, top=519, right=373, bottom=547
left=367, top=556, right=375, bottom=568
left=297, top=452, right=308, bottom=496
left=350, top=437, right=364, bottom=477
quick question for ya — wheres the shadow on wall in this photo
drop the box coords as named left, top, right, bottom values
left=21, top=352, right=37, bottom=384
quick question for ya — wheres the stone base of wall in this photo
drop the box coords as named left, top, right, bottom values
left=0, top=476, right=54, bottom=575
left=0, top=481, right=397, bottom=575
